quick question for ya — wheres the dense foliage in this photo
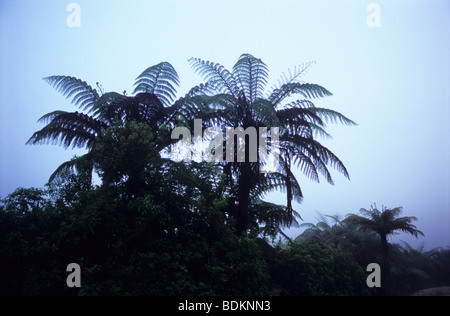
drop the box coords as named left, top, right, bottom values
left=1, top=55, right=448, bottom=296
left=1, top=177, right=449, bottom=296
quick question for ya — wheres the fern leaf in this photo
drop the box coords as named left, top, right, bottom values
left=276, top=107, right=324, bottom=127
left=268, top=61, right=316, bottom=96
left=184, top=82, right=220, bottom=97
left=232, top=54, right=269, bottom=103
left=308, top=123, right=333, bottom=140
left=309, top=108, right=357, bottom=126
left=27, top=111, right=106, bottom=149
left=43, top=76, right=99, bottom=110
left=49, top=153, right=93, bottom=183
left=37, top=110, right=69, bottom=124
left=269, top=83, right=333, bottom=106
left=281, top=134, right=350, bottom=184
left=249, top=98, right=279, bottom=127
left=133, top=62, right=179, bottom=106
left=189, top=57, right=239, bottom=98
left=250, top=198, right=301, bottom=228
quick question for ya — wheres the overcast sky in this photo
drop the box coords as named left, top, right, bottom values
left=1, top=0, right=449, bottom=249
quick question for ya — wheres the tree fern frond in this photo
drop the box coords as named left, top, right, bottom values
left=280, top=136, right=330, bottom=183
left=232, top=54, right=269, bottom=103
left=48, top=159, right=77, bottom=183
left=133, top=62, right=179, bottom=106
left=286, top=149, right=321, bottom=183
left=325, top=214, right=343, bottom=226
left=43, top=76, right=99, bottom=110
left=277, top=107, right=325, bottom=128
left=250, top=98, right=280, bottom=128
left=171, top=95, right=204, bottom=121
left=184, top=81, right=222, bottom=97
left=359, top=207, right=379, bottom=220
left=281, top=135, right=351, bottom=183
left=287, top=169, right=303, bottom=205
left=299, top=222, right=319, bottom=230
left=306, top=138, right=350, bottom=181
left=269, top=83, right=333, bottom=106
left=309, top=108, right=358, bottom=126
left=308, top=123, right=333, bottom=140
left=250, top=199, right=300, bottom=228
left=268, top=61, right=316, bottom=97
left=316, top=221, right=331, bottom=231
left=284, top=99, right=317, bottom=109
left=345, top=206, right=425, bottom=239
left=257, top=169, right=304, bottom=205
left=37, top=110, right=69, bottom=124
left=395, top=221, right=424, bottom=238
left=250, top=172, right=285, bottom=200
left=344, top=214, right=377, bottom=230
left=49, top=153, right=93, bottom=183
left=188, top=57, right=239, bottom=98
left=27, top=112, right=106, bottom=149
left=204, top=93, right=240, bottom=112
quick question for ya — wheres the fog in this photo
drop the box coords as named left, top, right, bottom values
left=1, top=0, right=449, bottom=249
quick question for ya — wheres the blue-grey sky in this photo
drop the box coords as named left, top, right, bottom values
left=1, top=0, right=449, bottom=249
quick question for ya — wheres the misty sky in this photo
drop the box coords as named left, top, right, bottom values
left=1, top=0, right=449, bottom=249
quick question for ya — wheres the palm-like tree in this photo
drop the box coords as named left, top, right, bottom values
left=27, top=62, right=181, bottom=186
left=28, top=55, right=356, bottom=238
left=345, top=205, right=424, bottom=293
left=186, top=54, right=356, bottom=235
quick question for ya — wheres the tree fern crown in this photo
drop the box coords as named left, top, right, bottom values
left=187, top=54, right=356, bottom=232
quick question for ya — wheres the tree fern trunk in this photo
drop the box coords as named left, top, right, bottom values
left=236, top=161, right=251, bottom=235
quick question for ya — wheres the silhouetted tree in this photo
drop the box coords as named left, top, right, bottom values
left=345, top=205, right=424, bottom=294
left=186, top=54, right=356, bottom=235
left=27, top=63, right=180, bottom=187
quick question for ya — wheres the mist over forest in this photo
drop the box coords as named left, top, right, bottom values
left=0, top=1, right=449, bottom=297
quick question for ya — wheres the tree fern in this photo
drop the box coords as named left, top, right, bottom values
left=31, top=62, right=183, bottom=185
left=345, top=205, right=425, bottom=243
left=186, top=54, right=355, bottom=234
left=345, top=205, right=425, bottom=294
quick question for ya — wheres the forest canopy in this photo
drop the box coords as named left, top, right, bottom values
left=1, top=55, right=448, bottom=296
